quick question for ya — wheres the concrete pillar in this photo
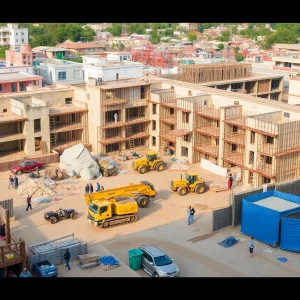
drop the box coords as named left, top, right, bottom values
left=16, top=82, right=20, bottom=92
left=218, top=108, right=225, bottom=166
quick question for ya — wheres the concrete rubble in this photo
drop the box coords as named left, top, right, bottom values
left=17, top=178, right=57, bottom=198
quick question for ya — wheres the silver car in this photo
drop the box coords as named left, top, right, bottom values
left=139, top=245, right=180, bottom=277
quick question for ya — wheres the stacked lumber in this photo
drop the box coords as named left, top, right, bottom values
left=209, top=183, right=228, bottom=192
left=77, top=253, right=99, bottom=270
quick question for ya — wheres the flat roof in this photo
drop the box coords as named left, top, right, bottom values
left=202, top=74, right=283, bottom=86
left=49, top=105, right=88, bottom=116
left=0, top=72, right=42, bottom=82
left=0, top=112, right=26, bottom=123
left=40, top=59, right=81, bottom=66
left=254, top=196, right=300, bottom=212
left=99, top=80, right=150, bottom=90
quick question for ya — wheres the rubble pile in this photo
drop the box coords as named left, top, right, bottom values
left=17, top=178, right=57, bottom=198
left=169, top=157, right=190, bottom=171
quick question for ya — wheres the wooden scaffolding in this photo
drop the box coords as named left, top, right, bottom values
left=98, top=87, right=150, bottom=155
left=49, top=107, right=89, bottom=151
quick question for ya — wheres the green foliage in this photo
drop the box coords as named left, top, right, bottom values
left=218, top=43, right=224, bottom=50
left=65, top=56, right=83, bottom=63
left=150, top=30, right=160, bottom=44
left=127, top=23, right=148, bottom=35
left=187, top=33, right=197, bottom=42
left=263, top=28, right=298, bottom=49
left=105, top=23, right=122, bottom=37
left=19, top=23, right=96, bottom=47
left=0, top=46, right=9, bottom=59
left=215, top=30, right=230, bottom=42
left=235, top=53, right=245, bottom=62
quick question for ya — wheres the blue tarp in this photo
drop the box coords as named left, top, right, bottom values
left=218, top=236, right=238, bottom=248
left=241, top=191, right=300, bottom=247
left=280, top=213, right=300, bottom=252
left=99, top=255, right=119, bottom=266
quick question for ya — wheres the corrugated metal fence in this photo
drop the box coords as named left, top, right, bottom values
left=27, top=234, right=88, bottom=270
left=212, top=206, right=233, bottom=232
left=0, top=198, right=14, bottom=218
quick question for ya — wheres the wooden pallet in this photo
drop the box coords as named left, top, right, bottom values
left=209, top=185, right=228, bottom=192
left=99, top=263, right=120, bottom=271
left=77, top=261, right=99, bottom=270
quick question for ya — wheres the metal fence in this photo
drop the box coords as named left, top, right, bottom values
left=275, top=179, right=300, bottom=197
left=0, top=199, right=14, bottom=218
left=27, top=233, right=88, bottom=270
left=212, top=206, right=233, bottom=232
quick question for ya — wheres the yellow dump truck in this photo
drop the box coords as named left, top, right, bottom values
left=170, top=172, right=207, bottom=196
left=85, top=181, right=157, bottom=228
left=132, top=150, right=166, bottom=174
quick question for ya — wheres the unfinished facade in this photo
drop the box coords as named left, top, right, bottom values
left=0, top=85, right=89, bottom=161
left=149, top=76, right=300, bottom=188
left=72, top=78, right=151, bottom=155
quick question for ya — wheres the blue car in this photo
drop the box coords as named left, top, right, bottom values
left=33, top=260, right=58, bottom=277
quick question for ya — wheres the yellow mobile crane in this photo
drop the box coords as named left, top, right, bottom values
left=85, top=181, right=157, bottom=228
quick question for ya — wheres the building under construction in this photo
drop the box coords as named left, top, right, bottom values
left=147, top=76, right=300, bottom=188
left=172, top=62, right=252, bottom=84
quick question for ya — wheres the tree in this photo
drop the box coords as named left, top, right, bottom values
left=263, top=28, right=298, bottom=49
left=198, top=24, right=204, bottom=33
left=0, top=46, right=9, bottom=59
left=187, top=33, right=197, bottom=42
left=150, top=30, right=160, bottom=44
left=106, top=23, right=122, bottom=37
left=218, top=43, right=224, bottom=50
left=235, top=53, right=245, bottom=62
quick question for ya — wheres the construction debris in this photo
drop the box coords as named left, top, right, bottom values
left=169, top=157, right=190, bottom=171
left=44, top=166, right=64, bottom=181
left=99, top=255, right=120, bottom=271
left=209, top=183, right=228, bottom=192
left=77, top=253, right=99, bottom=270
left=17, top=178, right=57, bottom=198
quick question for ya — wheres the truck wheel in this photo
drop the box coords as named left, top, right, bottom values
left=138, top=165, right=148, bottom=174
left=103, top=171, right=109, bottom=177
left=70, top=212, right=78, bottom=220
left=156, top=162, right=165, bottom=172
left=50, top=216, right=58, bottom=224
left=17, top=171, right=22, bottom=175
left=178, top=186, right=187, bottom=196
left=195, top=183, right=206, bottom=194
left=102, top=221, right=109, bottom=228
left=137, top=196, right=149, bottom=208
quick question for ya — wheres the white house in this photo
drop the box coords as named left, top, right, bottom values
left=0, top=23, right=28, bottom=49
left=36, top=59, right=84, bottom=85
left=105, top=52, right=132, bottom=62
left=83, top=60, right=143, bottom=82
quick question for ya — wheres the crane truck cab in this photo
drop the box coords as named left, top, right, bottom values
left=170, top=172, right=206, bottom=196
left=87, top=199, right=138, bottom=228
left=132, top=150, right=166, bottom=174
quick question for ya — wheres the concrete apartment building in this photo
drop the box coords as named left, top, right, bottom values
left=32, top=46, right=68, bottom=60
left=0, top=23, right=28, bottom=49
left=0, top=85, right=88, bottom=160
left=1, top=62, right=300, bottom=189
left=272, top=54, right=300, bottom=73
left=0, top=72, right=42, bottom=93
left=36, top=59, right=84, bottom=85
left=82, top=59, right=143, bottom=83
left=5, top=44, right=37, bottom=66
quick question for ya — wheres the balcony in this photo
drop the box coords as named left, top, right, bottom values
left=224, top=116, right=246, bottom=127
left=258, top=143, right=274, bottom=156
left=0, top=132, right=26, bottom=143
left=194, top=145, right=219, bottom=157
left=0, top=240, right=26, bottom=269
left=195, top=126, right=220, bottom=137
left=50, top=122, right=84, bottom=133
left=101, top=117, right=150, bottom=129
left=196, top=108, right=220, bottom=119
left=223, top=151, right=244, bottom=166
left=255, top=162, right=275, bottom=177
left=101, top=98, right=128, bottom=106
left=224, top=132, right=245, bottom=146
left=160, top=114, right=177, bottom=125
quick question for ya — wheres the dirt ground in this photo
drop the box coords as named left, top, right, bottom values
left=1, top=156, right=298, bottom=277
